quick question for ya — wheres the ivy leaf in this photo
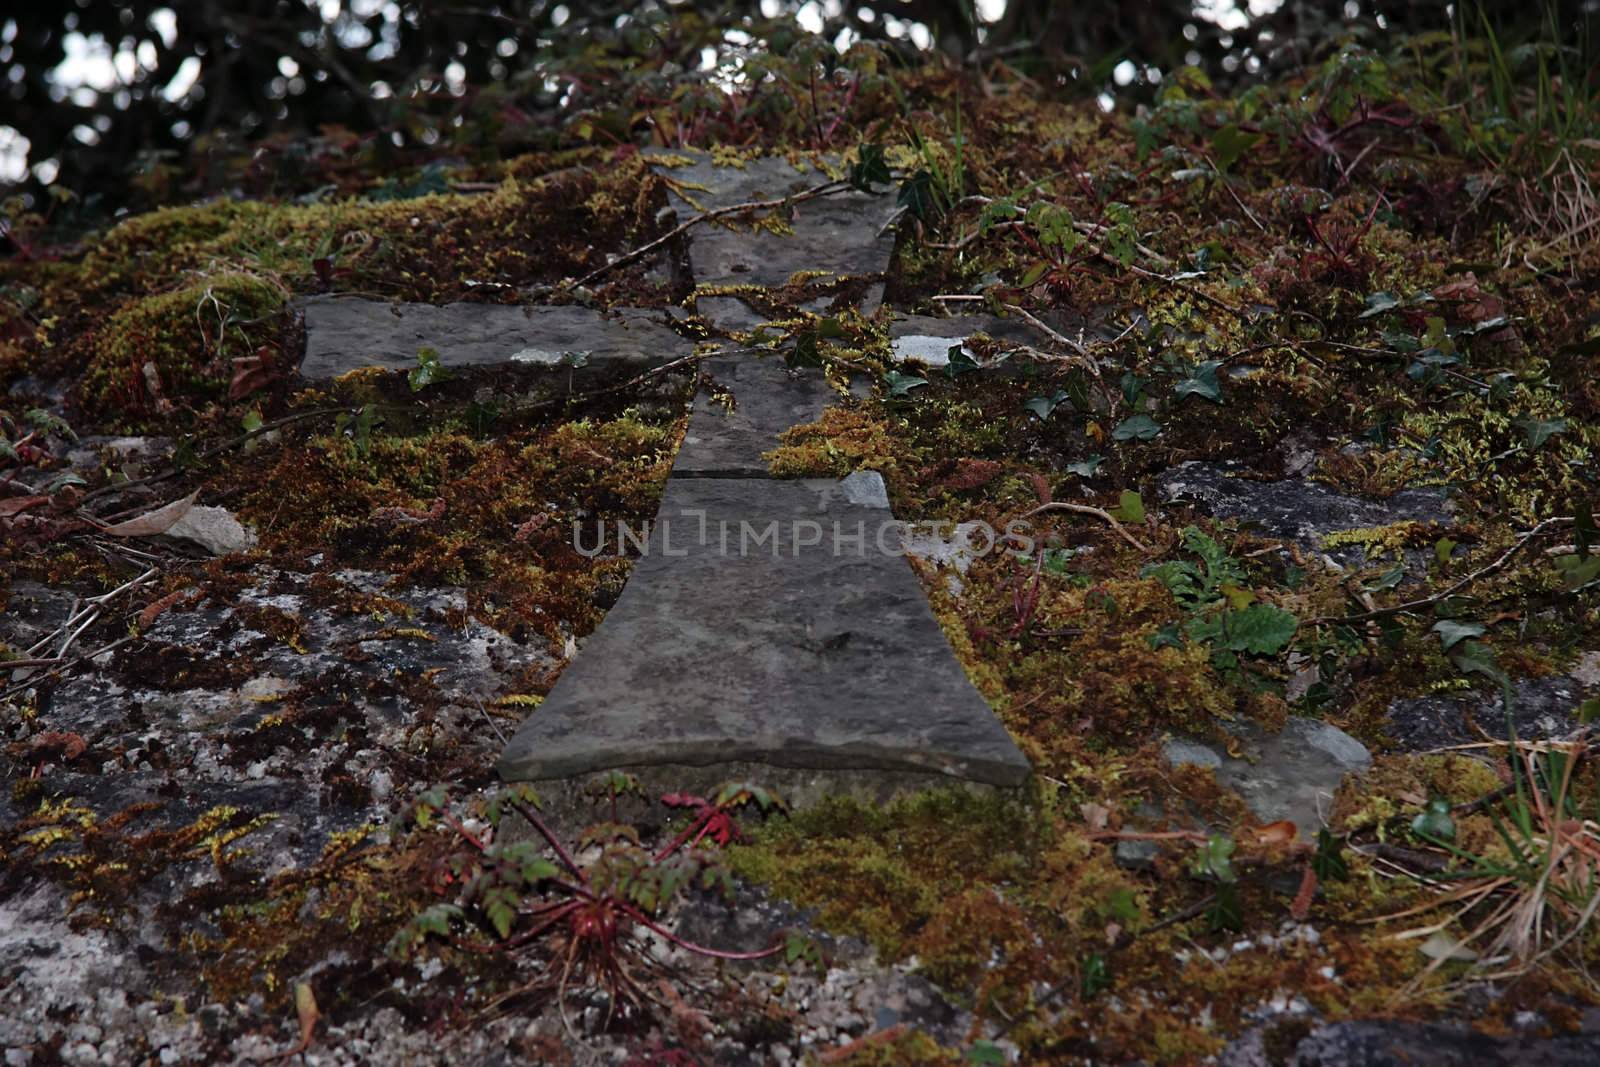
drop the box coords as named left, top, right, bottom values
left=1431, top=619, right=1485, bottom=651
left=1515, top=416, right=1566, bottom=450
left=849, top=143, right=890, bottom=191
left=944, top=344, right=981, bottom=377
left=1365, top=565, right=1405, bottom=592
left=1172, top=360, right=1223, bottom=404
left=408, top=346, right=454, bottom=392
left=1411, top=797, right=1456, bottom=842
left=1449, top=639, right=1507, bottom=685
left=885, top=370, right=927, bottom=398
left=42, top=471, right=87, bottom=494
left=784, top=931, right=823, bottom=968
left=1359, top=291, right=1400, bottom=318
left=1024, top=390, right=1068, bottom=420
left=1111, top=414, right=1162, bottom=441
left=1065, top=455, right=1104, bottom=477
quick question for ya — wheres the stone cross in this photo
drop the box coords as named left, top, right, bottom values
left=299, top=150, right=1031, bottom=803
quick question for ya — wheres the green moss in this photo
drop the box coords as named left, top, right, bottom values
left=77, top=272, right=287, bottom=421
left=764, top=404, right=907, bottom=479
left=226, top=407, right=683, bottom=644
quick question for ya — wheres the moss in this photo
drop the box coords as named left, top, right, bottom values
left=225, top=405, right=684, bottom=645
left=764, top=404, right=907, bottom=480
left=1321, top=520, right=1439, bottom=559
left=76, top=272, right=288, bottom=423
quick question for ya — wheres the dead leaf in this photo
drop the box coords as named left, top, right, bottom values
left=229, top=347, right=279, bottom=401
left=273, top=981, right=319, bottom=1061
left=1290, top=864, right=1317, bottom=921
left=1418, top=931, right=1477, bottom=962
left=1027, top=471, right=1052, bottom=506
left=141, top=361, right=175, bottom=416
left=1254, top=820, right=1299, bottom=847
left=0, top=495, right=48, bottom=517
left=1079, top=802, right=1111, bottom=832
left=103, top=492, right=199, bottom=537
left=138, top=587, right=193, bottom=630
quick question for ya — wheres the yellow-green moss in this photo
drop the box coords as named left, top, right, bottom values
left=77, top=272, right=287, bottom=420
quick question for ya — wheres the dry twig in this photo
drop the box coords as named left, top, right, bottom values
left=1018, top=501, right=1152, bottom=554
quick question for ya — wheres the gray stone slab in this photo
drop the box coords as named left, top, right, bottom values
left=296, top=296, right=691, bottom=379
left=497, top=477, right=1031, bottom=787
left=1159, top=460, right=1452, bottom=563
left=648, top=150, right=898, bottom=289
left=1163, top=717, right=1371, bottom=841
left=673, top=357, right=835, bottom=477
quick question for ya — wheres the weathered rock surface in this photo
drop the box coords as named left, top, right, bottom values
left=1159, top=461, right=1452, bottom=564
left=15, top=568, right=549, bottom=857
left=648, top=150, right=898, bottom=290
left=498, top=476, right=1030, bottom=787
left=296, top=296, right=691, bottom=378
left=886, top=312, right=1043, bottom=366
left=673, top=356, right=835, bottom=477
left=1385, top=674, right=1595, bottom=752
left=1163, top=716, right=1372, bottom=840
left=1221, top=1016, right=1600, bottom=1067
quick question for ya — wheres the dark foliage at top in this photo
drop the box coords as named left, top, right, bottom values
left=2, top=0, right=1590, bottom=221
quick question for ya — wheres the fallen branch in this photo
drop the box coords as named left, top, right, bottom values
left=2, top=635, right=137, bottom=699
left=567, top=179, right=852, bottom=290
left=78, top=407, right=350, bottom=508
left=1003, top=302, right=1090, bottom=358
left=1017, top=501, right=1153, bottom=554
left=1308, top=516, right=1574, bottom=625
